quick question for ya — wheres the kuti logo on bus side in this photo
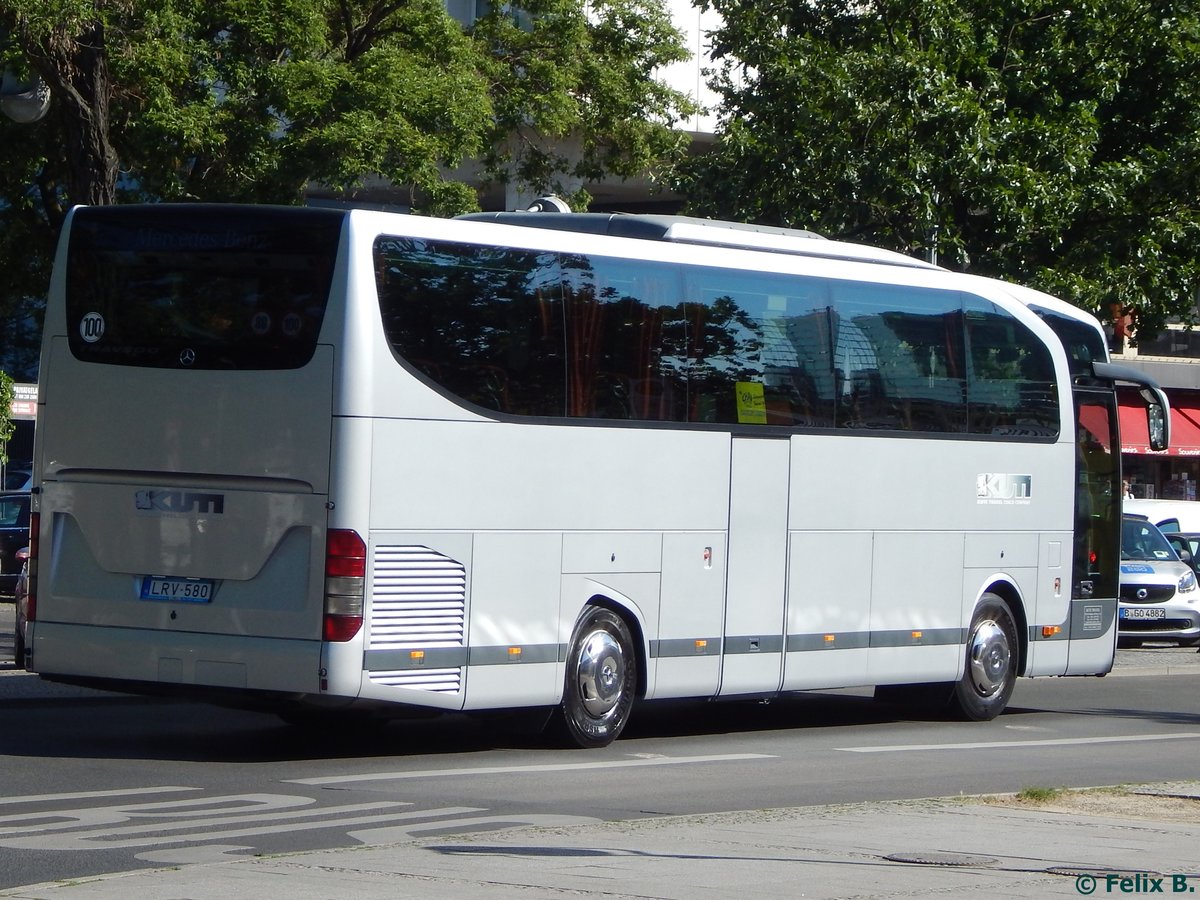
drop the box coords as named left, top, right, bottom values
left=977, top=474, right=1033, bottom=505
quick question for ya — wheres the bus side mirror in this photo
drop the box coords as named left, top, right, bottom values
left=1142, top=386, right=1170, bottom=452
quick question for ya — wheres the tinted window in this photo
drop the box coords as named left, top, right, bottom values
left=66, top=206, right=343, bottom=370
left=684, top=268, right=833, bottom=426
left=374, top=236, right=1059, bottom=440
left=829, top=282, right=966, bottom=432
left=966, top=299, right=1059, bottom=437
left=560, top=255, right=687, bottom=420
left=376, top=238, right=567, bottom=416
left=1032, top=307, right=1107, bottom=378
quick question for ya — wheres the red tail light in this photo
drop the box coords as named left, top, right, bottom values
left=326, top=529, right=366, bottom=578
left=323, top=528, right=364, bottom=642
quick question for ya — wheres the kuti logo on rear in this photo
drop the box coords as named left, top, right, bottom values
left=135, top=490, right=225, bottom=514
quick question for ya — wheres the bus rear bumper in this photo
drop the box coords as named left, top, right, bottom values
left=29, top=622, right=324, bottom=695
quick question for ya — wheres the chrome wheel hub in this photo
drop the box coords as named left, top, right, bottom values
left=968, top=619, right=1011, bottom=697
left=575, top=629, right=625, bottom=718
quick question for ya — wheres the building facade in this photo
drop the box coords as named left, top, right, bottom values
left=1112, top=328, right=1200, bottom=500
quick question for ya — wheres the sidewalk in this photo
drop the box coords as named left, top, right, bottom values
left=3, top=787, right=1198, bottom=899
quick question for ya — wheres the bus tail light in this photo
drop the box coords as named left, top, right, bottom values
left=24, top=512, right=39, bottom=623
left=323, top=529, right=364, bottom=642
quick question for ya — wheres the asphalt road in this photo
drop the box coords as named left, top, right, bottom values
left=1, top=627, right=1199, bottom=890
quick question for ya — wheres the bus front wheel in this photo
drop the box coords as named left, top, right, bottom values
left=552, top=606, right=637, bottom=749
left=950, top=593, right=1018, bottom=721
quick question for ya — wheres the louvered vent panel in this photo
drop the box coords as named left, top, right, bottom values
left=369, top=546, right=467, bottom=650
left=368, top=668, right=462, bottom=692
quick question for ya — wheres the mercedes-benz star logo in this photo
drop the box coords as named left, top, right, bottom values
left=179, top=348, right=196, bottom=367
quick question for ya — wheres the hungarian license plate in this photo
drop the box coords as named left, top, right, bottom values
left=140, top=576, right=214, bottom=603
left=1120, top=607, right=1166, bottom=620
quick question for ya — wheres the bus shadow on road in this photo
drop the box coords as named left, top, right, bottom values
left=5, top=673, right=1194, bottom=764
left=0, top=687, right=985, bottom=764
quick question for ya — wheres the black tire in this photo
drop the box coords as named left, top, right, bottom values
left=948, top=593, right=1019, bottom=721
left=13, top=626, right=24, bottom=669
left=551, top=606, right=637, bottom=749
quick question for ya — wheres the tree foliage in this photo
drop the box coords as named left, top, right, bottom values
left=676, top=0, right=1200, bottom=337
left=0, top=0, right=694, bottom=378
left=0, top=369, right=13, bottom=462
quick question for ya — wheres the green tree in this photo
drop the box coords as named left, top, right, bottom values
left=473, top=0, right=694, bottom=206
left=676, top=0, right=1200, bottom=338
left=0, top=0, right=694, bottom=375
left=0, top=370, right=13, bottom=462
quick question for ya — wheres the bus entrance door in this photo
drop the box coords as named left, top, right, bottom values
left=1065, top=392, right=1121, bottom=674
left=719, top=437, right=790, bottom=696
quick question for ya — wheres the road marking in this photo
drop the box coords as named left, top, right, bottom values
left=837, top=732, right=1200, bottom=753
left=286, top=753, right=777, bottom=786
left=0, top=793, right=321, bottom=834
left=0, top=798, right=487, bottom=851
left=0, top=787, right=199, bottom=806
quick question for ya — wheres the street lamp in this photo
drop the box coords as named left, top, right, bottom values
left=1, top=67, right=49, bottom=123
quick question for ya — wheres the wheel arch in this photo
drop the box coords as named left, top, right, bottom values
left=977, top=578, right=1029, bottom=677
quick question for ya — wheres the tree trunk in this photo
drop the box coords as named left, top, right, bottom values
left=28, top=22, right=119, bottom=207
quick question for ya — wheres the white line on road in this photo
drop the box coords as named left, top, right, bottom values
left=837, top=732, right=1200, bottom=753
left=0, top=787, right=199, bottom=806
left=286, top=753, right=778, bottom=786
left=0, top=805, right=487, bottom=851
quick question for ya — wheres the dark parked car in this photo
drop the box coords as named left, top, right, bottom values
left=2, top=466, right=32, bottom=491
left=1, top=491, right=31, bottom=598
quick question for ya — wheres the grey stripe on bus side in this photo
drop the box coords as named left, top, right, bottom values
left=786, top=632, right=871, bottom=652
left=468, top=644, right=561, bottom=666
left=868, top=628, right=966, bottom=648
left=364, top=625, right=1005, bottom=671
left=649, top=638, right=723, bottom=657
left=364, top=647, right=469, bottom=670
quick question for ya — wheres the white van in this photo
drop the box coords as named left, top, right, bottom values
left=1124, top=498, right=1200, bottom=534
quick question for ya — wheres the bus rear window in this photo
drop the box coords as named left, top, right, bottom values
left=65, top=206, right=343, bottom=370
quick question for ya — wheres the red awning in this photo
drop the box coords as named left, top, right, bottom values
left=1119, top=390, right=1200, bottom=456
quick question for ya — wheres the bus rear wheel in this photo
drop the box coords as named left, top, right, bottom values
left=551, top=606, right=637, bottom=749
left=949, top=593, right=1018, bottom=721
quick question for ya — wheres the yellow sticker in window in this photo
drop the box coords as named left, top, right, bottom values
left=735, top=381, right=767, bottom=424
